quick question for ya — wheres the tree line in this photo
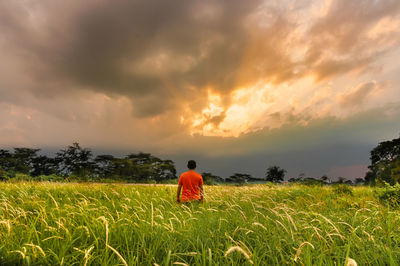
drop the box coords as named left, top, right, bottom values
left=0, top=142, right=294, bottom=184
left=1, top=134, right=399, bottom=185
left=0, top=143, right=176, bottom=182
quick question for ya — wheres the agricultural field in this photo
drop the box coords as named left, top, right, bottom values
left=0, top=182, right=399, bottom=265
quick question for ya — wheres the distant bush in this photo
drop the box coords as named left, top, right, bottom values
left=202, top=172, right=224, bottom=185
left=142, top=179, right=157, bottom=184
left=302, top=178, right=323, bottom=187
left=0, top=169, right=16, bottom=181
left=375, top=182, right=400, bottom=207
left=203, top=179, right=215, bottom=185
left=166, top=178, right=179, bottom=184
left=35, top=174, right=66, bottom=182
left=203, top=177, right=224, bottom=185
left=333, top=184, right=353, bottom=196
left=98, top=178, right=121, bottom=183
left=11, top=173, right=34, bottom=182
left=2, top=173, right=67, bottom=183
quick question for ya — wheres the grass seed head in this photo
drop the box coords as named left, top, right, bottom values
left=346, top=258, right=358, bottom=266
left=224, top=246, right=253, bottom=264
left=294, top=242, right=314, bottom=262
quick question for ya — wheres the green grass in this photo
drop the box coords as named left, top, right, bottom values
left=0, top=182, right=399, bottom=265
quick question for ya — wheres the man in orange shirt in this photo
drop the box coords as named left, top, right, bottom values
left=177, top=160, right=204, bottom=203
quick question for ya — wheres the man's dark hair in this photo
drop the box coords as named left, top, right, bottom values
left=187, top=160, right=196, bottom=169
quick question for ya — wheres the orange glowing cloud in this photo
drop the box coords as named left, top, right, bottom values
left=0, top=0, right=399, bottom=147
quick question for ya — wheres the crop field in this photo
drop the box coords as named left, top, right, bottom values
left=0, top=182, right=399, bottom=265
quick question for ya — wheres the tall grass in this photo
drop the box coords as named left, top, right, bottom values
left=0, top=182, right=398, bottom=265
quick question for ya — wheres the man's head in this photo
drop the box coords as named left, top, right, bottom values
left=187, top=160, right=196, bottom=170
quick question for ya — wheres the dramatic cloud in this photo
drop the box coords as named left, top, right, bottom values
left=338, top=81, right=383, bottom=108
left=1, top=0, right=399, bottom=122
left=1, top=0, right=400, bottom=179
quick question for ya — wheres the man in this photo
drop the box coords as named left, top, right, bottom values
left=177, top=160, right=204, bottom=203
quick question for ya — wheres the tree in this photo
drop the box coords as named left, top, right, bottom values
left=125, top=153, right=177, bottom=181
left=265, top=166, right=286, bottom=183
left=226, top=173, right=252, bottom=184
left=288, top=173, right=304, bottom=183
left=152, top=159, right=176, bottom=182
left=202, top=172, right=224, bottom=185
left=112, top=158, right=139, bottom=181
left=302, top=177, right=322, bottom=185
left=364, top=171, right=376, bottom=185
left=368, top=134, right=400, bottom=185
left=344, top=179, right=353, bottom=185
left=336, top=177, right=346, bottom=184
left=370, top=137, right=400, bottom=165
left=0, top=143, right=181, bottom=183
left=355, top=178, right=364, bottom=185
left=13, top=148, right=40, bottom=174
left=320, top=175, right=330, bottom=183
left=31, top=155, right=58, bottom=176
left=374, top=158, right=400, bottom=186
left=94, top=155, right=116, bottom=178
left=365, top=137, right=400, bottom=185
left=0, top=149, right=14, bottom=171
left=56, top=143, right=94, bottom=178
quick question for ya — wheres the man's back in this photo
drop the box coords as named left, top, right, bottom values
left=178, top=170, right=203, bottom=202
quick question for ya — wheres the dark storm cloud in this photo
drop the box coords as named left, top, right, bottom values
left=1, top=0, right=399, bottom=121
left=0, top=0, right=267, bottom=117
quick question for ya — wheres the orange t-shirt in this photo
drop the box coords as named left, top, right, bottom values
left=178, top=170, right=203, bottom=202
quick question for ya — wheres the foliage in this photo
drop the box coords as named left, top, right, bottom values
left=94, top=154, right=117, bottom=177
left=10, top=173, right=34, bottom=182
left=265, top=165, right=286, bottom=183
left=288, top=177, right=301, bottom=183
left=354, top=178, right=364, bottom=185
left=370, top=137, right=400, bottom=165
left=288, top=176, right=326, bottom=186
left=35, top=174, right=68, bottom=182
left=301, top=177, right=324, bottom=186
left=0, top=149, right=14, bottom=170
left=202, top=172, right=224, bottom=185
left=0, top=143, right=178, bottom=183
left=0, top=183, right=397, bottom=265
left=374, top=158, right=400, bottom=186
left=125, top=153, right=177, bottom=181
left=333, top=184, right=353, bottom=196
left=31, top=156, right=58, bottom=176
left=226, top=173, right=253, bottom=184
left=320, top=175, right=330, bottom=183
left=56, top=142, right=94, bottom=178
left=0, top=167, right=15, bottom=181
left=367, top=134, right=400, bottom=185
left=375, top=182, right=400, bottom=207
left=364, top=171, right=376, bottom=186
left=14, top=148, right=41, bottom=174
left=336, top=177, right=346, bottom=184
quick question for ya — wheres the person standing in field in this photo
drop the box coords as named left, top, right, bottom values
left=177, top=160, right=204, bottom=203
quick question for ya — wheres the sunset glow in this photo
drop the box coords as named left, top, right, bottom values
left=1, top=0, right=399, bottom=179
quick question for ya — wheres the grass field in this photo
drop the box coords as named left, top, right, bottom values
left=0, top=182, right=399, bottom=265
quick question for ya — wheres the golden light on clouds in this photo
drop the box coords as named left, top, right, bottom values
left=0, top=0, right=399, bottom=157
left=183, top=75, right=391, bottom=138
left=184, top=78, right=315, bottom=137
left=367, top=17, right=400, bottom=40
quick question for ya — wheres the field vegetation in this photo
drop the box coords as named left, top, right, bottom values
left=1, top=182, right=400, bottom=265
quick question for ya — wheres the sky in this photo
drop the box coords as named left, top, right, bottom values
left=1, top=0, right=400, bottom=180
